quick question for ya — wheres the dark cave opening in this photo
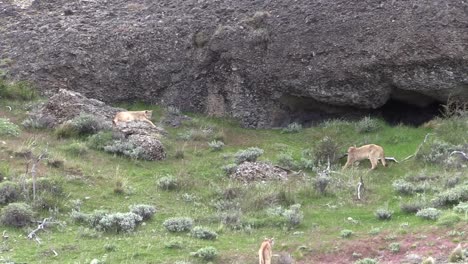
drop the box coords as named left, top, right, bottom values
left=277, top=94, right=443, bottom=128
left=379, top=99, right=442, bottom=126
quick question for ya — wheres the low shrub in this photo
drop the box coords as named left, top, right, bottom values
left=416, top=140, right=457, bottom=164
left=0, top=80, right=37, bottom=100
left=164, top=237, right=185, bottom=249
left=313, top=136, right=340, bottom=164
left=163, top=217, right=193, bottom=232
left=389, top=242, right=400, bottom=253
left=314, top=173, right=331, bottom=194
left=392, top=179, right=415, bottom=195
left=87, top=131, right=114, bottom=150
left=416, top=208, right=441, bottom=220
left=54, top=122, right=78, bottom=138
left=157, top=175, right=178, bottom=191
left=104, top=140, right=154, bottom=160
left=375, top=208, right=393, bottom=220
left=22, top=115, right=55, bottom=129
left=70, top=210, right=89, bottom=223
left=283, top=204, right=303, bottom=227
left=431, top=184, right=468, bottom=207
left=62, top=142, right=89, bottom=156
left=191, top=226, right=218, bottom=240
left=218, top=209, right=243, bottom=228
left=355, top=258, right=379, bottom=264
left=129, top=204, right=156, bottom=220
left=104, top=243, right=117, bottom=252
left=0, top=181, right=19, bottom=204
left=234, top=147, right=264, bottom=164
left=340, top=229, right=353, bottom=238
left=208, top=140, right=225, bottom=151
left=0, top=118, right=20, bottom=137
left=222, top=164, right=238, bottom=175
left=276, top=153, right=297, bottom=170
left=71, top=114, right=102, bottom=136
left=191, top=246, right=218, bottom=261
left=400, top=200, right=426, bottom=214
left=355, top=116, right=381, bottom=133
left=436, top=213, right=461, bottom=227
left=281, top=122, right=302, bottom=134
left=88, top=210, right=109, bottom=228
left=0, top=202, right=34, bottom=227
left=96, top=212, right=143, bottom=233
left=453, top=202, right=468, bottom=218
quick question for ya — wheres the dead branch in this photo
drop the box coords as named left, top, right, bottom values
left=402, top=133, right=434, bottom=162
left=27, top=218, right=49, bottom=244
left=450, top=151, right=468, bottom=160
left=31, top=148, right=48, bottom=201
left=357, top=175, right=364, bottom=200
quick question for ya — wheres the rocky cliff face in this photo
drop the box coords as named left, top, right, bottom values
left=1, top=0, right=467, bottom=127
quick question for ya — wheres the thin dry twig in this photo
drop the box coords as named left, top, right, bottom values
left=402, top=133, right=434, bottom=162
left=27, top=218, right=49, bottom=244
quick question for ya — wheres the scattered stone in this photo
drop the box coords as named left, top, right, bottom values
left=402, top=253, right=422, bottom=264
left=229, top=162, right=288, bottom=182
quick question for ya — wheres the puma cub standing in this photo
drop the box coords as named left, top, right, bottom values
left=258, top=238, right=274, bottom=264
left=342, top=144, right=386, bottom=170
left=113, top=110, right=156, bottom=127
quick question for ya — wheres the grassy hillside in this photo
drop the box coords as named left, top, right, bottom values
left=0, top=80, right=467, bottom=264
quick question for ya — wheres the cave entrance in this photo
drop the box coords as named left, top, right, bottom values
left=379, top=99, right=442, bottom=126
left=277, top=93, right=443, bottom=128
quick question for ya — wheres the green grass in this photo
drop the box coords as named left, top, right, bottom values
left=0, top=96, right=466, bottom=263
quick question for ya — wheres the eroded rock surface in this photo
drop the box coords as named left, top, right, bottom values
left=1, top=0, right=467, bottom=127
left=27, top=89, right=166, bottom=161
left=230, top=162, right=289, bottom=182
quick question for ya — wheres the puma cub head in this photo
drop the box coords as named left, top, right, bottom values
left=113, top=110, right=156, bottom=127
left=342, top=144, right=386, bottom=170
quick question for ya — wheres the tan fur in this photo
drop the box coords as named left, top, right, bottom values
left=342, top=144, right=386, bottom=170
left=113, top=110, right=156, bottom=127
left=258, top=238, right=274, bottom=264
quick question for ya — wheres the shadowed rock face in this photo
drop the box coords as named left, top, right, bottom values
left=1, top=0, right=467, bottom=127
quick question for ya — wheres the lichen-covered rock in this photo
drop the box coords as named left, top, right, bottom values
left=115, top=121, right=166, bottom=138
left=26, top=89, right=124, bottom=129
left=230, top=162, right=288, bottom=182
left=127, top=134, right=166, bottom=161
left=1, top=0, right=466, bottom=127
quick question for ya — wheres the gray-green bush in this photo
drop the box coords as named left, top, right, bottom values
left=191, top=246, right=218, bottom=261
left=163, top=217, right=194, bottom=232
left=375, top=208, right=393, bottom=220
left=96, top=212, right=143, bottom=233
left=0, top=181, right=19, bottom=204
left=234, top=147, right=264, bottom=164
left=157, top=175, right=178, bottom=191
left=416, top=208, right=441, bottom=220
left=129, top=204, right=156, bottom=220
left=392, top=179, right=415, bottom=195
left=87, top=131, right=114, bottom=150
left=190, top=226, right=218, bottom=240
left=0, top=202, right=34, bottom=227
left=208, top=140, right=225, bottom=151
left=281, top=122, right=302, bottom=134
left=355, top=116, right=381, bottom=133
left=0, top=118, right=20, bottom=137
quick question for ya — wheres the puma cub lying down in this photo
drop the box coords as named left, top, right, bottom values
left=342, top=144, right=386, bottom=170
left=113, top=110, right=156, bottom=127
left=258, top=238, right=274, bottom=264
